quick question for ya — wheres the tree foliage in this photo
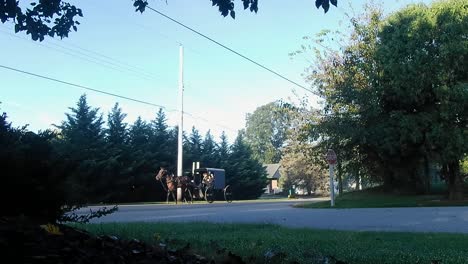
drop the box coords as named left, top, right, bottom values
left=2, top=0, right=337, bottom=41
left=1, top=93, right=269, bottom=222
left=225, top=131, right=268, bottom=199
left=245, top=101, right=295, bottom=163
left=304, top=0, right=467, bottom=199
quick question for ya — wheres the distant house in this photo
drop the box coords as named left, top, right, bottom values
left=264, top=164, right=282, bottom=194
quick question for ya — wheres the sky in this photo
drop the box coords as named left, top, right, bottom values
left=0, top=0, right=432, bottom=142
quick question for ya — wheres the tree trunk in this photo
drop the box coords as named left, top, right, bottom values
left=447, top=162, right=464, bottom=200
left=355, top=169, right=361, bottom=191
left=423, top=155, right=431, bottom=194
left=337, top=162, right=343, bottom=195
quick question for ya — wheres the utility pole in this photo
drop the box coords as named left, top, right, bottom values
left=177, top=45, right=184, bottom=202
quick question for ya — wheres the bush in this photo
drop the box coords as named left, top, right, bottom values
left=0, top=112, right=68, bottom=222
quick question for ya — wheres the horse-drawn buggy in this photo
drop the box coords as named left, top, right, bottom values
left=155, top=167, right=233, bottom=204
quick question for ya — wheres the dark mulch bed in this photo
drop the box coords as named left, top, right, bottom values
left=0, top=217, right=245, bottom=264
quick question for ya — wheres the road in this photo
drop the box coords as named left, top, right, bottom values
left=79, top=199, right=468, bottom=233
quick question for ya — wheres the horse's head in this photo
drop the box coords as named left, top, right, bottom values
left=155, top=167, right=168, bottom=181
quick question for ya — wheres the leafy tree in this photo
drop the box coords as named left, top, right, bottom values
left=1, top=0, right=337, bottom=41
left=305, top=0, right=467, bottom=199
left=225, top=131, right=267, bottom=199
left=280, top=107, right=328, bottom=195
left=245, top=101, right=294, bottom=163
left=376, top=0, right=468, bottom=199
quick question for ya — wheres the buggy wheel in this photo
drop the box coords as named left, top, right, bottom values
left=224, top=185, right=233, bottom=203
left=185, top=189, right=193, bottom=204
left=204, top=187, right=215, bottom=203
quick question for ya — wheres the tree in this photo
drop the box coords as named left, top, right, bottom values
left=187, top=126, right=203, bottom=165
left=107, top=103, right=127, bottom=146
left=57, top=94, right=105, bottom=156
left=0, top=111, right=67, bottom=222
left=375, top=0, right=468, bottom=199
left=55, top=94, right=107, bottom=203
left=128, top=116, right=152, bottom=150
left=201, top=130, right=218, bottom=167
left=225, top=131, right=267, bottom=199
left=306, top=0, right=467, bottom=199
left=1, top=0, right=337, bottom=41
left=245, top=101, right=294, bottom=164
left=216, top=131, right=230, bottom=167
left=279, top=107, right=328, bottom=195
left=150, top=108, right=173, bottom=168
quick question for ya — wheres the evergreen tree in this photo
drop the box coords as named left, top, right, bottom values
left=55, top=94, right=107, bottom=203
left=187, top=126, right=203, bottom=166
left=57, top=94, right=105, bottom=159
left=150, top=108, right=172, bottom=168
left=225, top=131, right=268, bottom=199
left=106, top=103, right=127, bottom=146
left=201, top=130, right=218, bottom=167
left=103, top=103, right=134, bottom=202
left=128, top=116, right=152, bottom=150
left=216, top=131, right=230, bottom=168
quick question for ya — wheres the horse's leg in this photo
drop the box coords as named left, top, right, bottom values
left=166, top=191, right=170, bottom=204
left=172, top=191, right=177, bottom=204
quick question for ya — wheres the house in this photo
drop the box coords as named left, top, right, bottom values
left=264, top=163, right=282, bottom=194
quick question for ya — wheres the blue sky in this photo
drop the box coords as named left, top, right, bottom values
left=0, top=0, right=431, bottom=142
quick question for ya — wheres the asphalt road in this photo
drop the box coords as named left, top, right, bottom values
left=80, top=199, right=468, bottom=233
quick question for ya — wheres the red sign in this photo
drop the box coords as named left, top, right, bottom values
left=326, top=149, right=337, bottom=165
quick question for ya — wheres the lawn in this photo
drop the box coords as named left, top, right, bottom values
left=295, top=187, right=468, bottom=209
left=74, top=222, right=468, bottom=264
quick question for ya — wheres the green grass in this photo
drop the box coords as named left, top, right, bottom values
left=73, top=222, right=468, bottom=264
left=295, top=188, right=468, bottom=209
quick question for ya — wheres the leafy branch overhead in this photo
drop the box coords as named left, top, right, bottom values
left=1, top=0, right=338, bottom=41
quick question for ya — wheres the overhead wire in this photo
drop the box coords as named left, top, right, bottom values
left=144, top=5, right=314, bottom=94
left=0, top=64, right=238, bottom=132
left=0, top=64, right=174, bottom=111
left=0, top=29, right=158, bottom=81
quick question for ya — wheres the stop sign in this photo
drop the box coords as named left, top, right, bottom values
left=326, top=149, right=337, bottom=165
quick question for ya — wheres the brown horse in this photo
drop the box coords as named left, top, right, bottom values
left=155, top=167, right=192, bottom=204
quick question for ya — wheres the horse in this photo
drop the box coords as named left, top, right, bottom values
left=155, top=167, right=193, bottom=204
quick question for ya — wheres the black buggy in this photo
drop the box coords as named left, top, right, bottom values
left=189, top=168, right=233, bottom=203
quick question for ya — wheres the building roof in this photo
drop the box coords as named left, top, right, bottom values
left=264, top=164, right=281, bottom=179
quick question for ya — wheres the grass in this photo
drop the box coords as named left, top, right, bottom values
left=73, top=222, right=468, bottom=264
left=295, top=188, right=468, bottom=209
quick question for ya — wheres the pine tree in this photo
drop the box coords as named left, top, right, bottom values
left=58, top=94, right=104, bottom=151
left=55, top=94, right=106, bottom=203
left=106, top=103, right=127, bottom=146
left=216, top=131, right=230, bottom=168
left=226, top=131, right=268, bottom=199
left=201, top=130, right=218, bottom=167
left=128, top=116, right=151, bottom=150
left=187, top=126, right=203, bottom=165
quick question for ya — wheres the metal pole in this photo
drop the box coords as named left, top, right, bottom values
left=177, top=45, right=184, bottom=202
left=329, top=164, right=335, bottom=207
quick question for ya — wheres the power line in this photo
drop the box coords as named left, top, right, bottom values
left=184, top=112, right=237, bottom=133
left=50, top=38, right=159, bottom=79
left=145, top=5, right=314, bottom=94
left=0, top=64, right=174, bottom=111
left=0, top=64, right=238, bottom=132
left=0, top=29, right=158, bottom=81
